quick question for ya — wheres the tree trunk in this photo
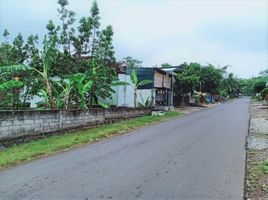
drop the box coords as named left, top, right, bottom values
left=45, top=79, right=55, bottom=109
left=89, top=90, right=94, bottom=108
left=134, top=88, right=137, bottom=108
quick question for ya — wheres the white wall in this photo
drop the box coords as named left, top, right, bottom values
left=137, top=89, right=155, bottom=106
left=110, top=74, right=135, bottom=107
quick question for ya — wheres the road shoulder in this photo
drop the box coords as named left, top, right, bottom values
left=245, top=99, right=268, bottom=199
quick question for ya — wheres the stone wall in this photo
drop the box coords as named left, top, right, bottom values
left=0, top=108, right=151, bottom=146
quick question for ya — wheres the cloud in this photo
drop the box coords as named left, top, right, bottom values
left=0, top=0, right=267, bottom=78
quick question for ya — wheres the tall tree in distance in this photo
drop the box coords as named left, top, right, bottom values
left=161, top=63, right=172, bottom=68
left=57, top=0, right=76, bottom=54
left=123, top=56, right=142, bottom=68
left=90, top=0, right=100, bottom=57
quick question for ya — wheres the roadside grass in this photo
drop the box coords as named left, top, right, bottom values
left=0, top=111, right=181, bottom=169
left=246, top=150, right=268, bottom=197
left=261, top=160, right=268, bottom=174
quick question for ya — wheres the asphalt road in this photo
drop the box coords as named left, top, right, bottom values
left=0, top=98, right=250, bottom=200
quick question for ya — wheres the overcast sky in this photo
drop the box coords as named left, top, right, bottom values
left=0, top=0, right=267, bottom=78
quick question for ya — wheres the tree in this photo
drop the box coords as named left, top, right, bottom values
left=11, top=33, right=27, bottom=64
left=69, top=73, right=93, bottom=108
left=253, top=80, right=267, bottom=94
left=0, top=0, right=119, bottom=110
left=220, top=73, right=240, bottom=97
left=161, top=63, right=172, bottom=68
left=176, top=63, right=201, bottom=93
left=0, top=64, right=30, bottom=109
left=90, top=0, right=100, bottom=57
left=130, top=69, right=152, bottom=107
left=200, top=64, right=223, bottom=93
left=260, top=88, right=268, bottom=100
left=260, top=68, right=268, bottom=77
left=123, top=56, right=142, bottom=68
left=57, top=0, right=76, bottom=54
left=0, top=31, right=27, bottom=66
left=0, top=80, right=23, bottom=91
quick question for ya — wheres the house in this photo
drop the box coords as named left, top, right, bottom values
left=160, top=66, right=192, bottom=107
left=110, top=67, right=175, bottom=108
left=127, top=67, right=174, bottom=108
left=108, top=62, right=135, bottom=107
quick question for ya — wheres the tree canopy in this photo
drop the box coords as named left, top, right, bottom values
left=0, top=0, right=118, bottom=110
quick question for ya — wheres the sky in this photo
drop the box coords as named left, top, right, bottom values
left=0, top=0, right=267, bottom=78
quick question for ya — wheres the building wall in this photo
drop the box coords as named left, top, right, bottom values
left=137, top=89, right=155, bottom=106
left=154, top=71, right=163, bottom=88
left=117, top=74, right=135, bottom=107
left=0, top=108, right=151, bottom=145
left=108, top=74, right=135, bottom=107
left=163, top=75, right=171, bottom=89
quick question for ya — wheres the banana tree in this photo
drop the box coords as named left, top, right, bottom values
left=54, top=80, right=73, bottom=109
left=33, top=36, right=57, bottom=109
left=0, top=64, right=30, bottom=109
left=70, top=73, right=93, bottom=109
left=0, top=80, right=23, bottom=91
left=2, top=36, right=57, bottom=109
left=130, top=69, right=152, bottom=107
left=0, top=79, right=23, bottom=110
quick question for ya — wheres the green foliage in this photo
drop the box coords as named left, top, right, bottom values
left=130, top=69, right=152, bottom=107
left=37, top=89, right=50, bottom=108
left=260, top=69, right=268, bottom=77
left=138, top=80, right=153, bottom=87
left=219, top=89, right=228, bottom=98
left=176, top=62, right=201, bottom=93
left=260, top=88, right=268, bottom=99
left=161, top=63, right=172, bottom=68
left=175, top=62, right=244, bottom=98
left=200, top=64, right=223, bottom=93
left=57, top=0, right=75, bottom=53
left=261, top=160, right=268, bottom=174
left=3, top=29, right=9, bottom=38
left=97, top=99, right=110, bottom=109
left=54, top=80, right=73, bottom=109
left=130, top=69, right=152, bottom=88
left=130, top=69, right=138, bottom=86
left=253, top=80, right=267, bottom=94
left=0, top=80, right=23, bottom=91
left=239, top=75, right=268, bottom=96
left=0, top=32, right=27, bottom=66
left=0, top=64, right=30, bottom=109
left=220, top=72, right=240, bottom=97
left=0, top=64, right=29, bottom=74
left=138, top=97, right=154, bottom=108
left=0, top=0, right=119, bottom=110
left=70, top=73, right=93, bottom=108
left=124, top=56, right=142, bottom=68
left=111, top=81, right=129, bottom=87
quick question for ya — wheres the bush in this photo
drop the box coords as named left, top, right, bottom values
left=260, top=88, right=268, bottom=100
left=253, top=81, right=267, bottom=94
left=261, top=160, right=268, bottom=174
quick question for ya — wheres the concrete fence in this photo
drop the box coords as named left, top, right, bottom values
left=0, top=108, right=151, bottom=146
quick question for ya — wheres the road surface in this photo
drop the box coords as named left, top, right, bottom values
left=0, top=98, right=250, bottom=200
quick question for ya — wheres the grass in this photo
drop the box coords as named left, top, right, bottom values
left=246, top=150, right=268, bottom=197
left=0, top=111, right=181, bottom=169
left=261, top=160, right=268, bottom=174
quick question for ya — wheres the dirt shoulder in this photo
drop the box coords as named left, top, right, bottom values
left=245, top=99, right=268, bottom=200
left=175, top=102, right=221, bottom=115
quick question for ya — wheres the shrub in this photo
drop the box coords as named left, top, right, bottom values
left=253, top=81, right=267, bottom=94
left=260, top=160, right=268, bottom=174
left=260, top=88, right=268, bottom=100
